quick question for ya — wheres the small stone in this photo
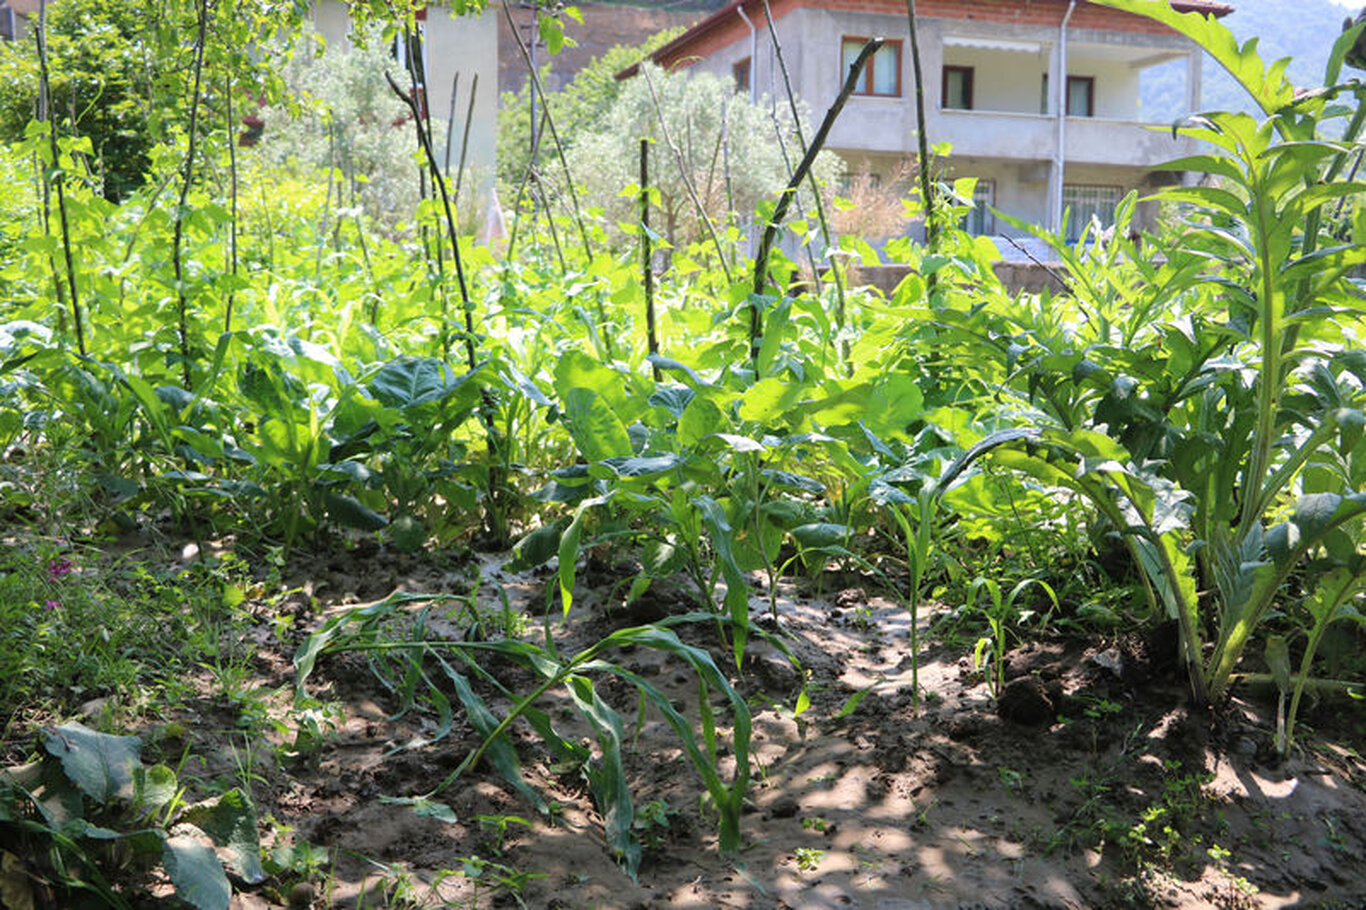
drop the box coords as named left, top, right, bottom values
left=769, top=796, right=800, bottom=818
left=287, top=881, right=316, bottom=909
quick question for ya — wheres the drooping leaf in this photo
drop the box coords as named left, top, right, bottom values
left=324, top=492, right=388, bottom=531
left=163, top=826, right=231, bottom=910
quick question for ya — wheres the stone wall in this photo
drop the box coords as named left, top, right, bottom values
left=498, top=3, right=705, bottom=96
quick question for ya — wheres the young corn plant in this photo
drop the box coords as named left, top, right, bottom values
left=294, top=591, right=753, bottom=880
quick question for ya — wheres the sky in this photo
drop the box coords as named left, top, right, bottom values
left=1328, top=0, right=1360, bottom=8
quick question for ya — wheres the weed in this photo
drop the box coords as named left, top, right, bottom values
left=793, top=846, right=825, bottom=873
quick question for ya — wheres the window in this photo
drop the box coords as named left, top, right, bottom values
left=1062, top=184, right=1121, bottom=241
left=1066, top=75, right=1094, bottom=117
left=942, top=66, right=974, bottom=110
left=733, top=57, right=751, bottom=94
left=964, top=179, right=995, bottom=236
left=842, top=37, right=901, bottom=96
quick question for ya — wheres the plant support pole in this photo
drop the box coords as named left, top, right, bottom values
left=173, top=0, right=210, bottom=389
left=641, top=139, right=661, bottom=382
left=751, top=38, right=881, bottom=374
left=499, top=1, right=594, bottom=261
left=904, top=0, right=939, bottom=251
left=758, top=0, right=848, bottom=332
left=36, top=1, right=83, bottom=356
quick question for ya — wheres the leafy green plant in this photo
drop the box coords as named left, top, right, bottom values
left=967, top=576, right=1059, bottom=699
left=966, top=5, right=1366, bottom=705
left=0, top=723, right=263, bottom=910
left=793, top=846, right=824, bottom=873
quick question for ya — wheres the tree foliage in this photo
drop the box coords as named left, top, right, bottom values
left=564, top=63, right=842, bottom=247
left=497, top=27, right=683, bottom=189
left=0, top=0, right=158, bottom=200
left=258, top=23, right=430, bottom=226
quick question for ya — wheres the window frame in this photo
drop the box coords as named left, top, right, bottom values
left=1061, top=183, right=1121, bottom=241
left=841, top=36, right=902, bottom=97
left=733, top=56, right=752, bottom=94
left=1065, top=75, right=1095, bottom=117
left=965, top=178, right=995, bottom=235
left=941, top=65, right=975, bottom=110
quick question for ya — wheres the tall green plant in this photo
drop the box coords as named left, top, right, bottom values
left=982, top=4, right=1366, bottom=703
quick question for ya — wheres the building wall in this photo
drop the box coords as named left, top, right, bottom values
left=310, top=2, right=498, bottom=193
left=674, top=1, right=1202, bottom=234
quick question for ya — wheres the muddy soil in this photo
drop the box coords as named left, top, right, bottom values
left=144, top=542, right=1366, bottom=909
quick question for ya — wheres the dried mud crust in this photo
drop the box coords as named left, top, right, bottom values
left=167, top=546, right=1366, bottom=909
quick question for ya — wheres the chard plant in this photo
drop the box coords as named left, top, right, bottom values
left=0, top=723, right=264, bottom=910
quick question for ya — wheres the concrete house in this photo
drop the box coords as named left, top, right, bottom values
left=630, top=0, right=1233, bottom=241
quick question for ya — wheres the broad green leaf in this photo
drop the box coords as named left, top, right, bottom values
left=678, top=395, right=725, bottom=449
left=647, top=386, right=693, bottom=418
left=133, top=764, right=178, bottom=817
left=1091, top=0, right=1294, bottom=113
left=368, top=356, right=461, bottom=409
left=163, top=827, right=231, bottom=910
left=790, top=523, right=847, bottom=549
left=601, top=454, right=685, bottom=478
left=555, top=350, right=640, bottom=422
left=562, top=387, right=633, bottom=462
left=509, top=519, right=569, bottom=570
left=43, top=723, right=141, bottom=805
left=738, top=377, right=805, bottom=424
left=325, top=492, right=387, bottom=531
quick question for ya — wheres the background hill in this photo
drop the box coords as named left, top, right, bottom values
left=1143, top=0, right=1359, bottom=118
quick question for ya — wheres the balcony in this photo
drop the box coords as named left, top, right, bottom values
left=937, top=109, right=1200, bottom=168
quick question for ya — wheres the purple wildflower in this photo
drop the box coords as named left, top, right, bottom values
left=47, top=558, right=73, bottom=580
left=44, top=600, right=60, bottom=611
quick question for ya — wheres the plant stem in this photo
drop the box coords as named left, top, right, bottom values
left=499, top=1, right=594, bottom=261
left=751, top=39, right=880, bottom=375
left=224, top=72, right=238, bottom=335
left=903, top=0, right=939, bottom=252
left=639, top=64, right=735, bottom=288
left=759, top=0, right=848, bottom=341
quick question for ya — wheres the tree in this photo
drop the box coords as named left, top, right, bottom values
left=0, top=0, right=157, bottom=201
left=564, top=63, right=842, bottom=247
left=497, top=28, right=683, bottom=190
left=258, top=23, right=431, bottom=227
